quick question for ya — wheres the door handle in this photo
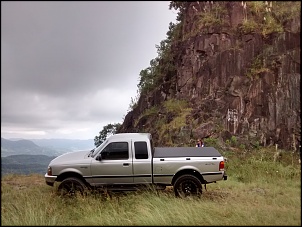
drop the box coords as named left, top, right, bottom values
left=123, top=163, right=130, bottom=166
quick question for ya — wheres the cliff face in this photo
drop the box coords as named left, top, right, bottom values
left=119, top=1, right=300, bottom=151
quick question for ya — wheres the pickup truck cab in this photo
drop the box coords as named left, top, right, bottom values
left=45, top=133, right=227, bottom=197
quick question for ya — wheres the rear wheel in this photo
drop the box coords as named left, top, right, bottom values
left=57, top=177, right=88, bottom=196
left=173, top=174, right=202, bottom=198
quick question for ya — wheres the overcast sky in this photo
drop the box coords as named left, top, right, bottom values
left=1, top=1, right=177, bottom=140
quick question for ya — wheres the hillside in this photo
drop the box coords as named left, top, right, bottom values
left=118, top=1, right=300, bottom=151
left=1, top=138, right=94, bottom=175
left=1, top=154, right=56, bottom=175
left=1, top=138, right=61, bottom=157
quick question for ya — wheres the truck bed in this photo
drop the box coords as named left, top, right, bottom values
left=153, top=147, right=222, bottom=158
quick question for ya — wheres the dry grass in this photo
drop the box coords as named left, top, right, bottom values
left=1, top=149, right=301, bottom=226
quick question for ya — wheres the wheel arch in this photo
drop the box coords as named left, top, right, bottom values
left=56, top=172, right=88, bottom=185
left=172, top=169, right=205, bottom=186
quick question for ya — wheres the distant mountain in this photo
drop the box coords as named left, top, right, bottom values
left=31, top=138, right=94, bottom=152
left=1, top=138, right=94, bottom=175
left=1, top=154, right=57, bottom=175
left=1, top=138, right=95, bottom=157
left=1, top=138, right=62, bottom=157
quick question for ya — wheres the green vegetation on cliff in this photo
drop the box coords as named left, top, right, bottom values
left=119, top=1, right=300, bottom=150
left=135, top=1, right=300, bottom=101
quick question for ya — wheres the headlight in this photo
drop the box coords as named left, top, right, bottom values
left=47, top=166, right=52, bottom=176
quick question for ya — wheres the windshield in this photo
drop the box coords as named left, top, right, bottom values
left=91, top=140, right=108, bottom=157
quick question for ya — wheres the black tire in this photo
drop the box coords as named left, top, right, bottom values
left=173, top=174, right=202, bottom=198
left=57, top=177, right=88, bottom=196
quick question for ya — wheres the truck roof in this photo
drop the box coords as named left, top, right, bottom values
left=108, top=133, right=152, bottom=141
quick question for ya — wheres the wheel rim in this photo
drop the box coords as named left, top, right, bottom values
left=60, top=181, right=83, bottom=196
left=177, top=180, right=199, bottom=197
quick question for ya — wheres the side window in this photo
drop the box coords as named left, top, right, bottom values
left=101, top=142, right=129, bottom=160
left=134, top=141, right=148, bottom=159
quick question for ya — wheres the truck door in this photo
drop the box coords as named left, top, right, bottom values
left=90, top=141, right=133, bottom=185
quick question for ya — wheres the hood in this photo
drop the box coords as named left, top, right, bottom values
left=49, top=150, right=90, bottom=165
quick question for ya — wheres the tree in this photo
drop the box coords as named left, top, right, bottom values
left=137, top=67, right=154, bottom=93
left=169, top=1, right=187, bottom=22
left=94, top=123, right=121, bottom=147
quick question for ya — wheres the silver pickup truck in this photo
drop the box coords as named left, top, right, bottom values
left=45, top=133, right=227, bottom=197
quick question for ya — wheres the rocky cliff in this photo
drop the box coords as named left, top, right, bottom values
left=119, top=1, right=300, bottom=151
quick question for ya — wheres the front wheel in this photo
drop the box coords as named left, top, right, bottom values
left=57, top=177, right=88, bottom=196
left=173, top=174, right=202, bottom=198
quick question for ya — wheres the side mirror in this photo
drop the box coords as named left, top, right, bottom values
left=96, top=155, right=102, bottom=161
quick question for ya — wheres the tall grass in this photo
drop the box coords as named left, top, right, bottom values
left=1, top=149, right=301, bottom=226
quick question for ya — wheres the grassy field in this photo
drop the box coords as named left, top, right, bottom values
left=1, top=147, right=301, bottom=226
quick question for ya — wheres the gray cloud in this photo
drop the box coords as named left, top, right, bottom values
left=1, top=1, right=177, bottom=139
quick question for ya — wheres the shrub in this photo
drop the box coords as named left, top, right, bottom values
left=204, top=137, right=219, bottom=147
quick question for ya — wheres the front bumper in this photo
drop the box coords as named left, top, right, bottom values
left=45, top=173, right=57, bottom=186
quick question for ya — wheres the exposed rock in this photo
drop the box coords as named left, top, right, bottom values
left=119, top=1, right=300, bottom=150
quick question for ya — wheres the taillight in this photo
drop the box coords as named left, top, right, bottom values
left=219, top=161, right=224, bottom=171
